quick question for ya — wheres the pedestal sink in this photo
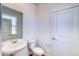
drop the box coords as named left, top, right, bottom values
left=1, top=39, right=27, bottom=55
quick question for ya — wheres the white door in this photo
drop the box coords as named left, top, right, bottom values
left=50, top=6, right=79, bottom=56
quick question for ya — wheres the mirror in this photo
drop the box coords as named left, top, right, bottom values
left=2, top=14, right=17, bottom=34
left=2, top=5, right=23, bottom=41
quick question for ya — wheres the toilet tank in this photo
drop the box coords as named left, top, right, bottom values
left=28, top=40, right=37, bottom=49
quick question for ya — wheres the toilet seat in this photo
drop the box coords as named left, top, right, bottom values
left=32, top=47, right=44, bottom=56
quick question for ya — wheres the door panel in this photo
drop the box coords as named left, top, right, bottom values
left=50, top=6, right=79, bottom=55
left=52, top=40, right=73, bottom=56
left=72, top=6, right=79, bottom=55
left=51, top=9, right=74, bottom=44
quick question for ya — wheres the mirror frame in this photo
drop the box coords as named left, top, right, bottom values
left=2, top=5, right=23, bottom=39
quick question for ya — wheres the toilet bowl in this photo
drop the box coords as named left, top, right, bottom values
left=28, top=40, right=45, bottom=56
left=32, top=47, right=44, bottom=56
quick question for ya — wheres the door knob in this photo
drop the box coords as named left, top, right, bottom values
left=52, top=37, right=56, bottom=40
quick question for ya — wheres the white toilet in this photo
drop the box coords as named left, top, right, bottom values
left=28, top=40, right=45, bottom=56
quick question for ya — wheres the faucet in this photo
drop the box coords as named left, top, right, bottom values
left=9, top=34, right=17, bottom=43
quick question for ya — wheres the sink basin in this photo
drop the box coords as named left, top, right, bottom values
left=2, top=39, right=27, bottom=55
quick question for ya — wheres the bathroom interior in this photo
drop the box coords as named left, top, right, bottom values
left=1, top=3, right=79, bottom=56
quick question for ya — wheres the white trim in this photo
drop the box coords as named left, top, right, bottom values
left=2, top=14, right=16, bottom=20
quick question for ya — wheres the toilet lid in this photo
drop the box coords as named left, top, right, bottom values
left=32, top=47, right=44, bottom=55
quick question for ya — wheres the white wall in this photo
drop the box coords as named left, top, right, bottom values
left=36, top=3, right=79, bottom=55
left=23, top=4, right=37, bottom=42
